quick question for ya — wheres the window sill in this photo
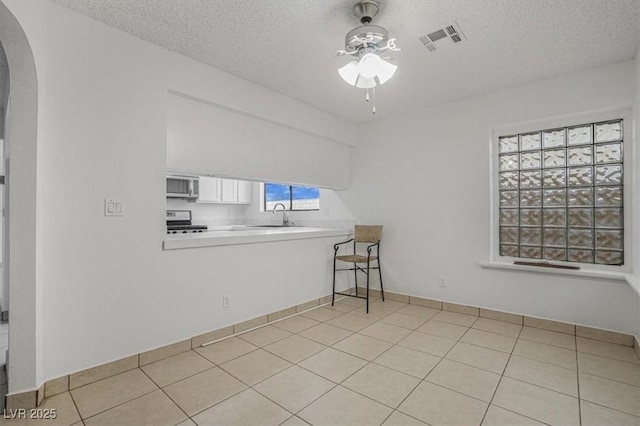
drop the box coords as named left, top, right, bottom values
left=478, top=260, right=628, bottom=282
left=625, top=274, right=640, bottom=296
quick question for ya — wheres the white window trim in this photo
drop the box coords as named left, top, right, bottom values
left=486, top=106, right=634, bottom=279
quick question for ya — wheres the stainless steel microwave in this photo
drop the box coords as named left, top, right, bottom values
left=166, top=175, right=199, bottom=199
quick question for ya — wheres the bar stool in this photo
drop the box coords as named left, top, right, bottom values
left=331, top=225, right=384, bottom=313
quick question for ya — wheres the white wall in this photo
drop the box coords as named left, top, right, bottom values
left=344, top=60, right=639, bottom=337
left=4, top=0, right=356, bottom=393
left=167, top=94, right=351, bottom=189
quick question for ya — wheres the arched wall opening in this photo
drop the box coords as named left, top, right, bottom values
left=0, top=0, right=41, bottom=400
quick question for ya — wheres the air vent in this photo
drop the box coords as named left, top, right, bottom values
left=427, top=29, right=447, bottom=42
left=418, top=35, right=436, bottom=52
left=419, top=22, right=466, bottom=52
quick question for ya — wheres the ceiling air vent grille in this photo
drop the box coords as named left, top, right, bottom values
left=418, top=35, right=436, bottom=52
left=419, top=22, right=466, bottom=52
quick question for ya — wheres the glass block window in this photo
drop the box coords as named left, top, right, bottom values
left=498, top=120, right=623, bottom=265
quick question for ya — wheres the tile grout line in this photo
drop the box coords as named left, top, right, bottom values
left=250, top=363, right=338, bottom=423
left=574, top=333, right=582, bottom=426
left=215, top=349, right=292, bottom=389
left=290, top=301, right=424, bottom=423
left=142, top=352, right=219, bottom=389
left=311, top=304, right=442, bottom=366
left=575, top=346, right=640, bottom=365
left=478, top=318, right=525, bottom=425
left=138, top=367, right=193, bottom=424
left=274, top=313, right=388, bottom=421
left=197, top=296, right=356, bottom=349
left=510, top=340, right=640, bottom=387
left=578, top=398, right=640, bottom=420
left=576, top=349, right=640, bottom=367
left=277, top=414, right=310, bottom=426
left=66, top=385, right=84, bottom=424
left=517, top=335, right=576, bottom=351
left=172, top=371, right=248, bottom=421
left=73, top=373, right=160, bottom=422
left=500, top=357, right=582, bottom=398
left=286, top=304, right=415, bottom=416
left=577, top=334, right=638, bottom=350
left=576, top=371, right=640, bottom=417
left=481, top=329, right=575, bottom=425
left=389, top=314, right=484, bottom=424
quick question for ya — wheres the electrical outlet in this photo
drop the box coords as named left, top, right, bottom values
left=323, top=208, right=330, bottom=217
left=439, top=277, right=447, bottom=288
left=222, top=296, right=231, bottom=309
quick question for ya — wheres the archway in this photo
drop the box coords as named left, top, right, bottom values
left=0, top=1, right=40, bottom=406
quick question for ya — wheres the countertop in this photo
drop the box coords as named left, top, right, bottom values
left=163, top=226, right=352, bottom=250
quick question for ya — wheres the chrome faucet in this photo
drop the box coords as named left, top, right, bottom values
left=272, top=202, right=289, bottom=226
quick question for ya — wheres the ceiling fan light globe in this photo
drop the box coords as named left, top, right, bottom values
left=355, top=75, right=376, bottom=89
left=357, top=53, right=384, bottom=78
left=376, top=60, right=397, bottom=84
left=338, top=61, right=360, bottom=86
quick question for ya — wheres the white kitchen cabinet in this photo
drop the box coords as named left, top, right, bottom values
left=237, top=180, right=252, bottom=204
left=197, top=177, right=252, bottom=204
left=197, top=176, right=221, bottom=203
left=220, top=178, right=238, bottom=203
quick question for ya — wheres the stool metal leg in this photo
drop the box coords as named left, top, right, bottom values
left=354, top=263, right=358, bottom=297
left=332, top=256, right=336, bottom=306
left=366, top=258, right=370, bottom=313
left=378, top=259, right=384, bottom=302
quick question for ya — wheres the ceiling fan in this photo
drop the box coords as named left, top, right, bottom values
left=336, top=0, right=401, bottom=114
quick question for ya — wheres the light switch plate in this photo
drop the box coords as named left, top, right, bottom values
left=104, top=199, right=124, bottom=217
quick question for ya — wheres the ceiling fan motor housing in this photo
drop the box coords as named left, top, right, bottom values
left=353, top=0, right=379, bottom=24
left=344, top=24, right=389, bottom=55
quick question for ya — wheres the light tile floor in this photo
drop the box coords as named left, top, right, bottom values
left=4, top=297, right=640, bottom=425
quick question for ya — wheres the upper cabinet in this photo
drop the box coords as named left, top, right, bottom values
left=197, top=177, right=252, bottom=205
left=237, top=180, right=252, bottom=204
left=198, top=176, right=221, bottom=203
left=220, top=178, right=237, bottom=203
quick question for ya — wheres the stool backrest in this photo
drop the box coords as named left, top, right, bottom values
left=354, top=225, right=383, bottom=243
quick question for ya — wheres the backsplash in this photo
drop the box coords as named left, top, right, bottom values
left=166, top=198, right=247, bottom=227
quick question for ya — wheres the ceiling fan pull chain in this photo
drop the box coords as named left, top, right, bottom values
left=372, top=86, right=376, bottom=114
left=366, top=88, right=370, bottom=102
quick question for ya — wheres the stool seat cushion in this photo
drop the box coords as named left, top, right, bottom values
left=335, top=254, right=378, bottom=263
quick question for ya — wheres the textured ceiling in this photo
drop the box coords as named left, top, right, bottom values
left=51, top=0, right=640, bottom=122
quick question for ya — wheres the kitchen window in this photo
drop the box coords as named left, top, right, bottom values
left=263, top=183, right=320, bottom=211
left=497, top=119, right=624, bottom=265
